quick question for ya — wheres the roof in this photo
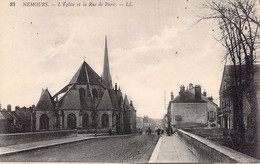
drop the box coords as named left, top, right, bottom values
left=102, top=36, right=113, bottom=89
left=123, top=95, right=131, bottom=110
left=172, top=90, right=206, bottom=103
left=219, top=64, right=260, bottom=93
left=97, top=89, right=114, bottom=110
left=35, top=89, right=55, bottom=110
left=58, top=87, right=82, bottom=109
left=69, top=61, right=103, bottom=85
left=108, top=89, right=120, bottom=109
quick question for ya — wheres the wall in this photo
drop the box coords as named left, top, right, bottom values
left=171, top=103, right=207, bottom=127
left=0, top=129, right=77, bottom=147
left=176, top=129, right=259, bottom=163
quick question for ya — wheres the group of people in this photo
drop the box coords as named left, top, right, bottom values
left=145, top=127, right=175, bottom=137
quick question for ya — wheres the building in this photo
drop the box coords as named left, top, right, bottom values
left=34, top=37, right=137, bottom=134
left=219, top=65, right=260, bottom=142
left=0, top=105, right=34, bottom=133
left=136, top=116, right=143, bottom=130
left=169, top=83, right=218, bottom=129
left=143, top=115, right=151, bottom=130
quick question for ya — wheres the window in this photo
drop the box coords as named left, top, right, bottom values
left=40, top=114, right=49, bottom=130
left=101, top=114, right=109, bottom=128
left=91, top=112, right=97, bottom=127
left=67, top=113, right=77, bottom=129
left=222, top=100, right=225, bottom=111
left=82, top=113, right=89, bottom=128
left=79, top=88, right=86, bottom=97
left=209, top=111, right=215, bottom=121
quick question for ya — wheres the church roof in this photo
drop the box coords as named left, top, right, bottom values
left=102, top=36, right=113, bottom=89
left=69, top=61, right=103, bottom=85
left=35, top=89, right=55, bottom=110
left=108, top=89, right=120, bottom=109
left=96, top=89, right=120, bottom=110
left=58, top=85, right=82, bottom=109
left=97, top=89, right=114, bottom=110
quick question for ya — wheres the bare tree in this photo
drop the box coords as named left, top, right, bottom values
left=201, top=0, right=260, bottom=150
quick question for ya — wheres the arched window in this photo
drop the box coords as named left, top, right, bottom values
left=101, top=114, right=109, bottom=128
left=92, top=89, right=98, bottom=98
left=91, top=112, right=97, bottom=127
left=82, top=113, right=89, bottom=128
left=79, top=88, right=86, bottom=97
left=67, top=113, right=77, bottom=129
left=40, top=114, right=49, bottom=130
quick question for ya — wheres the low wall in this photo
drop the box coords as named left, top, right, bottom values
left=176, top=129, right=260, bottom=163
left=0, top=129, right=77, bottom=147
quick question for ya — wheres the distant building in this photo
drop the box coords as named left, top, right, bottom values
left=0, top=105, right=34, bottom=133
left=169, top=83, right=218, bottom=129
left=219, top=65, right=260, bottom=142
left=34, top=37, right=136, bottom=134
left=136, top=117, right=143, bottom=130
left=143, top=115, right=151, bottom=129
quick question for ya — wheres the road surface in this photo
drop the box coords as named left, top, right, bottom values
left=0, top=135, right=158, bottom=163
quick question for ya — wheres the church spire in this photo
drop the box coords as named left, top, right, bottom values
left=102, top=36, right=113, bottom=89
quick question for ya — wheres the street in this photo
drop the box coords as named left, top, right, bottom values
left=0, top=135, right=158, bottom=163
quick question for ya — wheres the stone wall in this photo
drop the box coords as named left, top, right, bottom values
left=176, top=129, right=259, bottom=163
left=0, top=129, right=77, bottom=147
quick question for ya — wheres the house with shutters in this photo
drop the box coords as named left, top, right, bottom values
left=33, top=37, right=137, bottom=134
left=169, top=83, right=218, bottom=129
left=219, top=64, right=260, bottom=142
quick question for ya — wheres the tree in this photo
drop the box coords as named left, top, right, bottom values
left=201, top=0, right=260, bottom=150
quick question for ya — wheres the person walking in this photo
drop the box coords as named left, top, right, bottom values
left=148, top=127, right=152, bottom=135
left=157, top=128, right=161, bottom=138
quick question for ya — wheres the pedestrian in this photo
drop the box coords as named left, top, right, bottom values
left=167, top=127, right=170, bottom=136
left=148, top=127, right=151, bottom=135
left=157, top=128, right=161, bottom=138
left=108, top=128, right=112, bottom=137
left=170, top=127, right=174, bottom=135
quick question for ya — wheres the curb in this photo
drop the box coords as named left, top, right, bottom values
left=148, top=136, right=162, bottom=163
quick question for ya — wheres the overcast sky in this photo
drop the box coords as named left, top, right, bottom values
left=0, top=0, right=230, bottom=118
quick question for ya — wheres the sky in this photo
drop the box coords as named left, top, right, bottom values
left=0, top=0, right=229, bottom=119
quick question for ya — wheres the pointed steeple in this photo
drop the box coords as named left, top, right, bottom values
left=36, top=88, right=54, bottom=110
left=102, top=36, right=113, bottom=89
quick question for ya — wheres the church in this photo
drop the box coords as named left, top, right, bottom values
left=34, top=37, right=137, bottom=134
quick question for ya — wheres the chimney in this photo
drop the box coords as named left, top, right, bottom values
left=208, top=96, right=213, bottom=102
left=115, top=83, right=118, bottom=94
left=195, top=85, right=201, bottom=99
left=189, top=83, right=193, bottom=90
left=203, top=90, right=207, bottom=97
left=15, top=106, right=19, bottom=111
left=179, top=85, right=185, bottom=99
left=171, top=91, right=174, bottom=100
left=7, top=104, right=11, bottom=111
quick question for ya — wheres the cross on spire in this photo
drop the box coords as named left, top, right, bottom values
left=82, top=56, right=86, bottom=61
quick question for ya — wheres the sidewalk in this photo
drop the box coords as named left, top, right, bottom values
left=149, top=134, right=199, bottom=163
left=0, top=134, right=128, bottom=156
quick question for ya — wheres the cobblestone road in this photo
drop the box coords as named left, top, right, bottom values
left=0, top=135, right=158, bottom=163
